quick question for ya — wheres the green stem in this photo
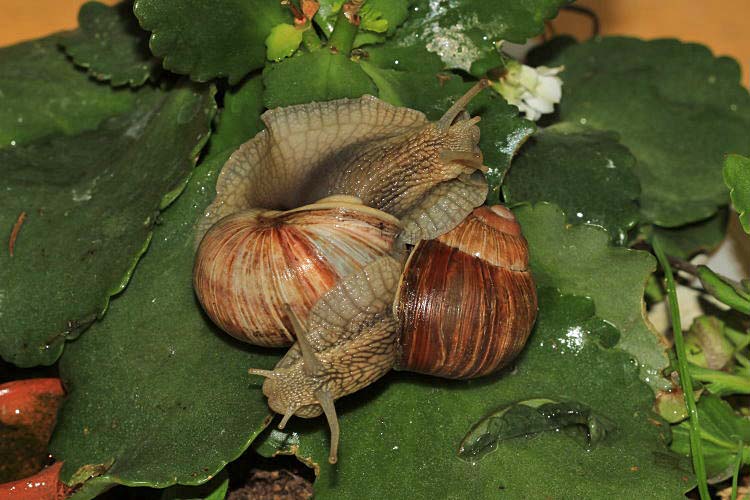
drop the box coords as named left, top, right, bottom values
left=732, top=441, right=743, bottom=500
left=653, top=237, right=710, bottom=500
left=302, top=27, right=322, bottom=51
left=327, top=1, right=362, bottom=55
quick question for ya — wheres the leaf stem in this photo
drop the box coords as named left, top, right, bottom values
left=327, top=0, right=363, bottom=55
left=653, top=237, right=710, bottom=499
left=732, top=441, right=743, bottom=500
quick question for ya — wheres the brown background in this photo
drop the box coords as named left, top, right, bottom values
left=2, top=0, right=749, bottom=86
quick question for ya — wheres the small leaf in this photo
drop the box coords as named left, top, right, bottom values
left=724, top=154, right=750, bottom=233
left=672, top=394, right=750, bottom=482
left=265, top=24, right=304, bottom=62
left=134, top=0, right=290, bottom=84
left=59, top=1, right=160, bottom=87
left=262, top=51, right=376, bottom=108
left=0, top=83, right=215, bottom=367
left=458, top=398, right=615, bottom=462
left=314, top=0, right=408, bottom=37
left=533, top=37, right=750, bottom=227
left=0, top=35, right=138, bottom=148
left=504, top=123, right=641, bottom=244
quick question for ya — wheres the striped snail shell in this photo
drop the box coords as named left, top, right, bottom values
left=395, top=205, right=537, bottom=379
left=193, top=195, right=399, bottom=347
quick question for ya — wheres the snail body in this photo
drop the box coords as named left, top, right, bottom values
left=194, top=81, right=537, bottom=464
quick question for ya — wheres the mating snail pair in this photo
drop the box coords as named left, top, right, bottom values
left=193, top=81, right=537, bottom=464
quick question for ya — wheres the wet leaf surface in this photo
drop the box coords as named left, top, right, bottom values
left=0, top=83, right=214, bottom=367
left=534, top=37, right=750, bottom=227
left=60, top=1, right=160, bottom=87
left=256, top=290, right=690, bottom=498
left=0, top=35, right=137, bottom=149
left=390, top=0, right=570, bottom=75
left=724, top=154, right=750, bottom=233
left=458, top=398, right=615, bottom=462
left=504, top=124, right=641, bottom=244
left=134, top=0, right=290, bottom=84
left=515, top=203, right=669, bottom=389
left=49, top=147, right=279, bottom=489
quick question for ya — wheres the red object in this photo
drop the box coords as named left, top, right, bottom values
left=0, top=462, right=65, bottom=500
left=0, top=378, right=66, bottom=500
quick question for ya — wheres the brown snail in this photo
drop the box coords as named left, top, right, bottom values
left=193, top=82, right=537, bottom=464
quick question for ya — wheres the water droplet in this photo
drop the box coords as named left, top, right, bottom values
left=708, top=75, right=716, bottom=84
left=730, top=104, right=738, bottom=111
left=579, top=118, right=588, bottom=125
left=10, top=140, right=16, bottom=146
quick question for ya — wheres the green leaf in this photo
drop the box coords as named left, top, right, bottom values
left=504, top=124, right=641, bottom=244
left=257, top=291, right=690, bottom=498
left=357, top=63, right=534, bottom=203
left=49, top=148, right=279, bottom=488
left=262, top=51, right=376, bottom=108
left=59, top=1, right=160, bottom=87
left=515, top=203, right=669, bottom=389
left=0, top=83, right=215, bottom=367
left=724, top=154, right=750, bottom=233
left=208, top=75, right=264, bottom=155
left=535, top=37, right=750, bottom=227
left=265, top=24, right=304, bottom=62
left=134, top=0, right=290, bottom=84
left=648, top=210, right=728, bottom=259
left=0, top=35, right=138, bottom=148
left=360, top=42, right=444, bottom=73
left=672, top=394, right=750, bottom=482
left=160, top=470, right=229, bottom=500
left=390, top=0, right=570, bottom=75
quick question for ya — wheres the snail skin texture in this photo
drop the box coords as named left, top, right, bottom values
left=194, top=81, right=537, bottom=464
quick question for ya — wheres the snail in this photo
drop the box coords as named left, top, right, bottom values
left=193, top=82, right=537, bottom=463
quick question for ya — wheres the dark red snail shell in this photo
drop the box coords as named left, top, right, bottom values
left=395, top=205, right=537, bottom=379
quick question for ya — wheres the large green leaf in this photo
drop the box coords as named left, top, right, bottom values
left=257, top=291, right=689, bottom=498
left=535, top=37, right=750, bottom=227
left=724, top=154, right=750, bottom=233
left=390, top=0, right=570, bottom=75
left=263, top=51, right=377, bottom=108
left=515, top=204, right=668, bottom=389
left=60, top=1, right=160, bottom=87
left=0, top=35, right=137, bottom=148
left=0, top=83, right=214, bottom=367
left=134, top=0, right=290, bottom=84
left=50, top=148, right=279, bottom=490
left=504, top=124, right=641, bottom=244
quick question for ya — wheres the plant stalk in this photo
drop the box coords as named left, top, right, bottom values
left=653, top=237, right=710, bottom=499
left=327, top=0, right=363, bottom=55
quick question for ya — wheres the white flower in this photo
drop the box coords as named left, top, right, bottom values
left=492, top=61, right=564, bottom=121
